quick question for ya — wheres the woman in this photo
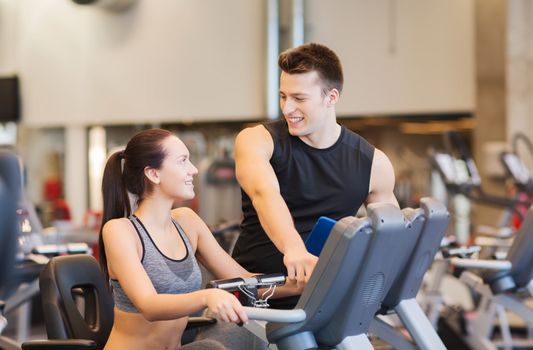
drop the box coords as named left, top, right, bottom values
left=99, top=129, right=290, bottom=349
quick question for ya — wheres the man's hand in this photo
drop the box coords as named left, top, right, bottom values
left=283, top=246, right=318, bottom=285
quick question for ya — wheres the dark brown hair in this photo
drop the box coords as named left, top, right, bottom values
left=278, top=42, right=344, bottom=95
left=98, top=128, right=172, bottom=281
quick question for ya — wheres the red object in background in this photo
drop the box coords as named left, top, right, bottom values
left=507, top=187, right=530, bottom=230
left=84, top=210, right=103, bottom=231
left=43, top=178, right=72, bottom=222
left=511, top=192, right=530, bottom=230
left=83, top=210, right=103, bottom=261
left=92, top=242, right=100, bottom=261
left=53, top=198, right=71, bottom=221
left=44, top=178, right=62, bottom=200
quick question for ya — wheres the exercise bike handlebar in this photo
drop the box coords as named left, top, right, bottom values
left=470, top=188, right=531, bottom=208
left=450, top=257, right=512, bottom=271
left=207, top=274, right=305, bottom=322
left=206, top=273, right=286, bottom=292
left=441, top=245, right=481, bottom=258
left=474, top=236, right=513, bottom=248
left=243, top=306, right=306, bottom=323
left=476, top=225, right=514, bottom=239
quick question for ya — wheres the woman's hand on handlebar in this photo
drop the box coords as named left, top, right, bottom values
left=202, top=289, right=248, bottom=324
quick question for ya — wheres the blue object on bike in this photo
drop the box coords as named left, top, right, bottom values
left=305, top=216, right=337, bottom=257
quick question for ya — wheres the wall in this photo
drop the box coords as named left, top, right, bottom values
left=473, top=0, right=508, bottom=227
left=0, top=0, right=18, bottom=75
left=16, top=0, right=266, bottom=126
left=0, top=0, right=482, bottom=225
left=305, top=0, right=476, bottom=116
left=507, top=0, right=533, bottom=171
left=9, top=0, right=478, bottom=127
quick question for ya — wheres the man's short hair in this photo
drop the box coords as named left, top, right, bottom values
left=278, top=43, right=343, bottom=95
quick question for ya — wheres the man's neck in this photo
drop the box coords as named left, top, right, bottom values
left=299, top=120, right=342, bottom=149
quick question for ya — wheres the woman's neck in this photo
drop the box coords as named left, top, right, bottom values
left=134, top=196, right=174, bottom=230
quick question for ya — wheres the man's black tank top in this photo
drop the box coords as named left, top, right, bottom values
left=233, top=120, right=374, bottom=308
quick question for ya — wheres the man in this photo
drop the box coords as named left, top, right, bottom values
left=232, top=43, right=398, bottom=309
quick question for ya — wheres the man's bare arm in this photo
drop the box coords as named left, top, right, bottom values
left=235, top=125, right=317, bottom=283
left=366, top=148, right=399, bottom=207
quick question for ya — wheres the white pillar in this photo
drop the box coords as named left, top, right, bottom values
left=507, top=0, right=533, bottom=170
left=291, top=0, right=304, bottom=48
left=266, top=0, right=280, bottom=120
left=88, top=126, right=106, bottom=212
left=65, top=125, right=87, bottom=225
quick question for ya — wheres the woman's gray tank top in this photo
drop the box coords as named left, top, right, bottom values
left=110, top=215, right=202, bottom=313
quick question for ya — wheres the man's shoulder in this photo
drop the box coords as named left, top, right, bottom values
left=235, top=124, right=275, bottom=159
left=262, top=119, right=289, bottom=139
left=238, top=120, right=288, bottom=146
left=237, top=124, right=271, bottom=144
left=340, top=126, right=374, bottom=154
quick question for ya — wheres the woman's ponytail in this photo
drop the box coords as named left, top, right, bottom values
left=99, top=150, right=130, bottom=282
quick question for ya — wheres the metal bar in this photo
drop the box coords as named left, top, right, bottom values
left=396, top=298, right=446, bottom=350
left=266, top=0, right=280, bottom=120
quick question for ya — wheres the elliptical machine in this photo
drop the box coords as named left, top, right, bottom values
left=430, top=131, right=530, bottom=245
left=0, top=149, right=23, bottom=350
left=0, top=149, right=91, bottom=349
left=500, top=132, right=533, bottom=229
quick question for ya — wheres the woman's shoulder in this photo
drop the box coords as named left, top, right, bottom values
left=171, top=207, right=207, bottom=247
left=103, top=217, right=133, bottom=231
left=171, top=207, right=200, bottom=223
left=102, top=217, right=137, bottom=241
